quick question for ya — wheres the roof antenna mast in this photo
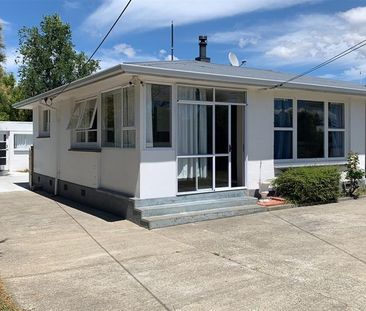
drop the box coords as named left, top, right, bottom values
left=170, top=20, right=174, bottom=61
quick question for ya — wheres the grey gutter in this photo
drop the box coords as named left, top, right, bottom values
left=13, top=64, right=124, bottom=109
left=121, top=63, right=366, bottom=97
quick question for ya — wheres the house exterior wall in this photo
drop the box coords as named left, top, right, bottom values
left=0, top=121, right=33, bottom=172
left=30, top=72, right=366, bottom=200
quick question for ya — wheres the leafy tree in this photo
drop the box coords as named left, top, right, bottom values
left=344, top=152, right=365, bottom=198
left=17, top=14, right=99, bottom=98
left=0, top=23, right=5, bottom=67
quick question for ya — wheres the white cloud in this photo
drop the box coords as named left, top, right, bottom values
left=83, top=0, right=323, bottom=35
left=4, top=47, right=20, bottom=74
left=211, top=7, right=366, bottom=81
left=113, top=43, right=136, bottom=58
left=63, top=1, right=80, bottom=9
left=0, top=18, right=9, bottom=26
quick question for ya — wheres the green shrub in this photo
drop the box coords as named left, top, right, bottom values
left=273, top=166, right=341, bottom=205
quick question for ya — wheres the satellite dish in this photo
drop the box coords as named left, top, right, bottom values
left=228, top=52, right=239, bottom=67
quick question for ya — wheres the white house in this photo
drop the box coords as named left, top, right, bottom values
left=13, top=37, right=366, bottom=228
left=0, top=121, right=33, bottom=173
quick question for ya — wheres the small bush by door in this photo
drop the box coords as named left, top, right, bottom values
left=274, top=166, right=340, bottom=205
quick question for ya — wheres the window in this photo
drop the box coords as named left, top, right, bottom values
left=146, top=84, right=171, bottom=148
left=274, top=98, right=293, bottom=159
left=39, top=108, right=50, bottom=137
left=68, top=98, right=98, bottom=146
left=215, top=89, right=246, bottom=103
left=101, top=90, right=121, bottom=147
left=328, top=102, right=345, bottom=157
left=274, top=99, right=346, bottom=161
left=178, top=86, right=213, bottom=101
left=297, top=100, right=324, bottom=158
left=14, top=134, right=32, bottom=150
left=122, top=87, right=136, bottom=148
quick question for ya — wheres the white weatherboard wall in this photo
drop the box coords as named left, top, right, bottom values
left=0, top=121, right=33, bottom=172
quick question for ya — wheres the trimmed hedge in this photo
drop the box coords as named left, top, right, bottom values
left=273, top=166, right=341, bottom=205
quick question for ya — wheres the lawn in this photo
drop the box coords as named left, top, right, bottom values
left=0, top=280, right=18, bottom=311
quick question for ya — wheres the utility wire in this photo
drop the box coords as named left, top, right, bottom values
left=50, top=0, right=133, bottom=102
left=267, top=38, right=366, bottom=90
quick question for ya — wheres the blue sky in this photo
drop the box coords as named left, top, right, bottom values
left=1, top=0, right=366, bottom=83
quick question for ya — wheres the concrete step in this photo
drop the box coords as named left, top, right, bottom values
left=135, top=196, right=258, bottom=218
left=132, top=189, right=249, bottom=208
left=141, top=204, right=264, bottom=229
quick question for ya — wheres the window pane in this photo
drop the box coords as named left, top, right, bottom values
left=123, top=87, right=135, bottom=127
left=43, top=110, right=50, bottom=132
left=102, top=91, right=121, bottom=147
left=216, top=156, right=228, bottom=187
left=274, top=131, right=292, bottom=159
left=76, top=131, right=86, bottom=143
left=87, top=130, right=97, bottom=143
left=297, top=100, right=324, bottom=158
left=329, top=103, right=344, bottom=129
left=67, top=103, right=82, bottom=130
left=215, top=89, right=246, bottom=103
left=178, top=158, right=196, bottom=192
left=177, top=86, right=213, bottom=101
left=78, top=99, right=97, bottom=130
left=123, top=130, right=136, bottom=148
left=178, top=104, right=212, bottom=155
left=329, top=131, right=344, bottom=157
left=14, top=134, right=32, bottom=150
left=215, top=105, right=228, bottom=154
left=146, top=84, right=171, bottom=147
left=274, top=98, right=293, bottom=127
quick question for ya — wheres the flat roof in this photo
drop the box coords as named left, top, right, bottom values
left=14, top=60, right=366, bottom=109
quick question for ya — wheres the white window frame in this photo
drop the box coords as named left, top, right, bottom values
left=274, top=98, right=348, bottom=167
left=122, top=86, right=136, bottom=149
left=14, top=133, right=33, bottom=151
left=69, top=97, right=98, bottom=148
left=39, top=108, right=50, bottom=137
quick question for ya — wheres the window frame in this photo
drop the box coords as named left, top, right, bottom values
left=121, top=86, right=136, bottom=149
left=69, top=97, right=98, bottom=148
left=145, top=82, right=173, bottom=149
left=274, top=98, right=347, bottom=166
left=39, top=108, right=51, bottom=138
left=14, top=133, right=33, bottom=151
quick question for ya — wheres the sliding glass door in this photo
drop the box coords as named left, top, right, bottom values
left=177, top=86, right=246, bottom=194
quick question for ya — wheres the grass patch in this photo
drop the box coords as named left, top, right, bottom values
left=0, top=280, right=19, bottom=311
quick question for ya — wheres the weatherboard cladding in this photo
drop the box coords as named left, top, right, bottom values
left=13, top=60, right=366, bottom=108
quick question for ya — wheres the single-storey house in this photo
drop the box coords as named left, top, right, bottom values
left=0, top=121, right=33, bottom=174
left=13, top=37, right=366, bottom=228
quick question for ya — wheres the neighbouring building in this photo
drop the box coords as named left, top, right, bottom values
left=13, top=37, right=366, bottom=228
left=0, top=121, right=33, bottom=174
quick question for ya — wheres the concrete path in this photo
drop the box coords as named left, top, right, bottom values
left=0, top=172, right=29, bottom=193
left=0, top=190, right=365, bottom=310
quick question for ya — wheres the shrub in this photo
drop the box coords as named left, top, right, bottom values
left=273, top=166, right=341, bottom=205
left=344, top=152, right=365, bottom=198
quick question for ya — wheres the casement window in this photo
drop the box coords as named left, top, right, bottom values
left=101, top=86, right=136, bottom=149
left=68, top=98, right=98, bottom=146
left=274, top=99, right=346, bottom=161
left=146, top=84, right=172, bottom=148
left=14, top=134, right=32, bottom=150
left=39, top=108, right=50, bottom=137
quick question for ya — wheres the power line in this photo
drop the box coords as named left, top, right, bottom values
left=268, top=38, right=366, bottom=90
left=50, top=0, right=133, bottom=102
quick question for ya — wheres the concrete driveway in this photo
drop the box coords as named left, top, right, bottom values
left=0, top=190, right=365, bottom=311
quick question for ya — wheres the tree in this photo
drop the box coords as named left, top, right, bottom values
left=344, top=152, right=365, bottom=198
left=17, top=14, right=99, bottom=98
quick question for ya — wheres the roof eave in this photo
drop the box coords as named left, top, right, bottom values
left=121, top=64, right=366, bottom=97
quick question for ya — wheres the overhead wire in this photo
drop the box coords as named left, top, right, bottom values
left=266, top=38, right=366, bottom=90
left=50, top=0, right=133, bottom=102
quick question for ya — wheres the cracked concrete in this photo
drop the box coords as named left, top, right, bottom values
left=0, top=189, right=366, bottom=310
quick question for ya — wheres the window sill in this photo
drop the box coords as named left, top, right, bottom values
left=37, top=135, right=50, bottom=139
left=274, top=159, right=347, bottom=169
left=68, top=148, right=101, bottom=153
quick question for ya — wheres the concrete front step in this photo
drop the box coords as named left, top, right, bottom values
left=132, top=189, right=249, bottom=208
left=141, top=204, right=264, bottom=229
left=135, top=196, right=258, bottom=218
